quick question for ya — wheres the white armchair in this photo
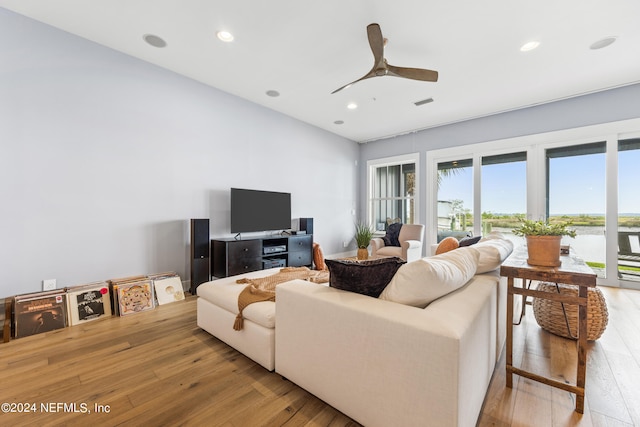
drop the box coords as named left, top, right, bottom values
left=370, top=224, right=425, bottom=262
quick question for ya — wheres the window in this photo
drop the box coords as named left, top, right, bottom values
left=426, top=117, right=640, bottom=289
left=546, top=142, right=606, bottom=278
left=481, top=152, right=527, bottom=242
left=368, top=154, right=418, bottom=231
left=437, top=159, right=472, bottom=241
left=618, top=138, right=640, bottom=282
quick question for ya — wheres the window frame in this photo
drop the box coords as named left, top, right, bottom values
left=426, top=117, right=640, bottom=289
left=367, top=153, right=420, bottom=232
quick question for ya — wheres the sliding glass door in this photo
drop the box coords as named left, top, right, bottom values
left=546, top=142, right=607, bottom=278
left=426, top=120, right=640, bottom=288
left=481, top=152, right=527, bottom=246
left=618, top=138, right=640, bottom=282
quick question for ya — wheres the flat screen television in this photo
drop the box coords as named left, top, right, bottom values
left=230, top=188, right=291, bottom=233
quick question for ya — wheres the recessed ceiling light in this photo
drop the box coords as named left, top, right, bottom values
left=334, top=120, right=344, bottom=125
left=217, top=31, right=234, bottom=42
left=590, top=36, right=617, bottom=50
left=520, top=41, right=540, bottom=52
left=347, top=102, right=358, bottom=110
left=143, top=34, right=167, bottom=48
left=266, top=90, right=280, bottom=97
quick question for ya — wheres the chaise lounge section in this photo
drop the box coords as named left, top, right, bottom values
left=197, top=268, right=281, bottom=371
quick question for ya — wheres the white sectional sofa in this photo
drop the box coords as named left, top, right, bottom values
left=197, top=234, right=513, bottom=426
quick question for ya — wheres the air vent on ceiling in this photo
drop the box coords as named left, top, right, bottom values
left=414, top=97, right=434, bottom=106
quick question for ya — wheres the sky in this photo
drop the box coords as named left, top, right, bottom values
left=437, top=149, right=640, bottom=216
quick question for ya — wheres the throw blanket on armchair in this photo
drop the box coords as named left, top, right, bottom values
left=234, top=267, right=329, bottom=330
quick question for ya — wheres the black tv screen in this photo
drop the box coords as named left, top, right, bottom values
left=230, top=188, right=291, bottom=233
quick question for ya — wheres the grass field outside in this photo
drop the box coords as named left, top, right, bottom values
left=478, top=213, right=640, bottom=229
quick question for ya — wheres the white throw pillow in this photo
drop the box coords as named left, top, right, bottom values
left=471, top=237, right=514, bottom=273
left=379, top=247, right=479, bottom=308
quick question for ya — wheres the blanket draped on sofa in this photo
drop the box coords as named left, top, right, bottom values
left=234, top=267, right=328, bottom=330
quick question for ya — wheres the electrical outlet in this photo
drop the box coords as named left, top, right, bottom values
left=343, top=241, right=349, bottom=248
left=43, top=279, right=56, bottom=291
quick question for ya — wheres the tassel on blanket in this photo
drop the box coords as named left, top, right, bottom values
left=233, top=285, right=275, bottom=331
left=233, top=313, right=245, bottom=331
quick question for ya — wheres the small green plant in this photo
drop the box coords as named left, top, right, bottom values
left=512, top=219, right=577, bottom=238
left=354, top=222, right=374, bottom=248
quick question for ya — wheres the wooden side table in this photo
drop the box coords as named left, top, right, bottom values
left=500, top=246, right=596, bottom=414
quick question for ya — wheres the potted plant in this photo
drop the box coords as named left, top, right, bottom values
left=512, top=219, right=577, bottom=267
left=354, top=222, right=374, bottom=260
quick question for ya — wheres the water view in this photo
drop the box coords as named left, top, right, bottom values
left=439, top=214, right=640, bottom=281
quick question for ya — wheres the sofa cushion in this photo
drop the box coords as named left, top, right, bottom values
left=379, top=247, right=479, bottom=308
left=325, top=257, right=405, bottom=297
left=471, top=234, right=514, bottom=273
left=374, top=246, right=403, bottom=258
left=435, top=236, right=459, bottom=254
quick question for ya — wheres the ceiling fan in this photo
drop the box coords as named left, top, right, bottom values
left=331, top=23, right=439, bottom=94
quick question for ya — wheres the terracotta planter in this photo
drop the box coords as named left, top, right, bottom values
left=526, top=235, right=562, bottom=267
left=357, top=247, right=369, bottom=260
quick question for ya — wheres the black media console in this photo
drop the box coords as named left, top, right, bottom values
left=211, top=234, right=313, bottom=278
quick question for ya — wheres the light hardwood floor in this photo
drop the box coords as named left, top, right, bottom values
left=1, top=286, right=639, bottom=426
left=480, top=285, right=640, bottom=427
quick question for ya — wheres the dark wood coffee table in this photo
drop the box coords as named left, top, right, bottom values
left=500, top=246, right=596, bottom=414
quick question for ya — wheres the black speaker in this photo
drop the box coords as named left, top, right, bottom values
left=299, top=218, right=313, bottom=235
left=190, top=219, right=210, bottom=293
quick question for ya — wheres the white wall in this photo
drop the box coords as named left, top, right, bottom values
left=0, top=9, right=359, bottom=296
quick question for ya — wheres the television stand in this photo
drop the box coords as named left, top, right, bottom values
left=211, top=234, right=313, bottom=278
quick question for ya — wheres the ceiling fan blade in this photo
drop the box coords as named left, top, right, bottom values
left=366, top=23, right=385, bottom=69
left=386, top=63, right=439, bottom=82
left=331, top=24, right=384, bottom=94
left=331, top=71, right=376, bottom=94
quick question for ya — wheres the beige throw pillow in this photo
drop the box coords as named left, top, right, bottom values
left=379, top=247, right=479, bottom=308
left=471, top=237, right=514, bottom=273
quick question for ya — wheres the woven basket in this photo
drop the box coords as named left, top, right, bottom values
left=532, top=282, right=608, bottom=341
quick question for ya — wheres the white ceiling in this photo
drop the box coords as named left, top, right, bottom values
left=2, top=0, right=640, bottom=143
